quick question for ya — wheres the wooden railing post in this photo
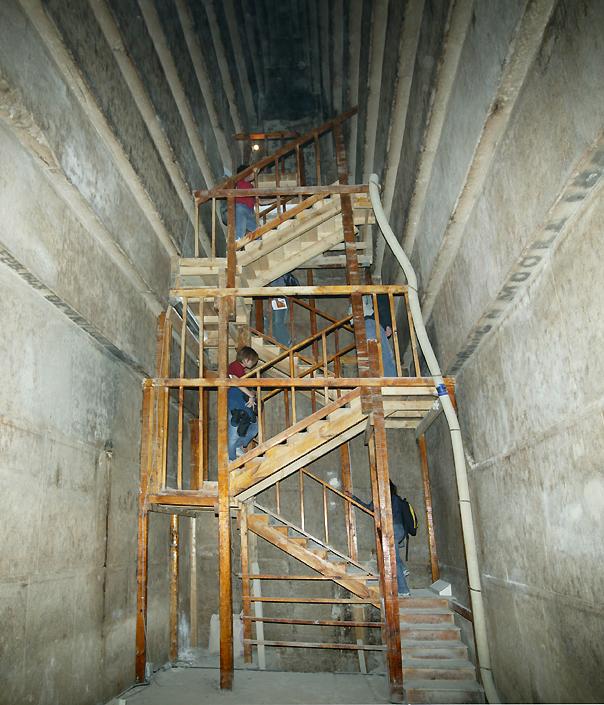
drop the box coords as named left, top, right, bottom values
left=217, top=296, right=233, bottom=689
left=240, top=503, right=252, bottom=663
left=418, top=433, right=440, bottom=582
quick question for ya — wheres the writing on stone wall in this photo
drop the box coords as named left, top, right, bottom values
left=0, top=243, right=147, bottom=377
left=449, top=143, right=604, bottom=375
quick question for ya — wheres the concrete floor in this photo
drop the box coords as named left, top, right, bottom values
left=107, top=668, right=390, bottom=705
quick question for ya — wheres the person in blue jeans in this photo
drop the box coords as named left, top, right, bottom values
left=235, top=164, right=257, bottom=240
left=363, top=294, right=398, bottom=377
left=264, top=272, right=299, bottom=348
left=346, top=480, right=411, bottom=596
left=227, top=346, right=259, bottom=461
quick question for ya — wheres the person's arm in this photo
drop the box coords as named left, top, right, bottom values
left=344, top=491, right=373, bottom=511
left=229, top=374, right=257, bottom=405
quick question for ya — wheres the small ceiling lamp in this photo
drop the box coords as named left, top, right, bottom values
left=251, top=143, right=260, bottom=152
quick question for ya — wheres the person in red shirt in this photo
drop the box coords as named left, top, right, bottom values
left=228, top=345, right=259, bottom=460
left=235, top=164, right=257, bottom=240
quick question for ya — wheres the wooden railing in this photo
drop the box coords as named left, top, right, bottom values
left=191, top=108, right=357, bottom=257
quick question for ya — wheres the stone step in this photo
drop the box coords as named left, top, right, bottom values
left=404, top=678, right=484, bottom=704
left=403, top=657, right=476, bottom=681
left=398, top=608, right=454, bottom=625
left=403, top=640, right=468, bottom=660
left=400, top=623, right=460, bottom=641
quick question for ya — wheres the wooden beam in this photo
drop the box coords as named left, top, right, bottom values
left=196, top=184, right=369, bottom=201
left=174, top=0, right=234, bottom=170
left=418, top=433, right=439, bottom=583
left=347, top=0, right=363, bottom=183
left=217, top=296, right=233, bottom=689
left=243, top=616, right=383, bottom=628
left=244, top=639, right=386, bottom=651
left=239, top=504, right=252, bottom=663
left=169, top=515, right=179, bottom=661
left=171, top=283, right=407, bottom=298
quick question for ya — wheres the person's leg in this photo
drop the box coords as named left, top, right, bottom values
left=380, top=332, right=398, bottom=377
left=235, top=203, right=251, bottom=240
left=228, top=414, right=240, bottom=461
left=394, top=524, right=410, bottom=595
left=272, top=307, right=291, bottom=347
left=240, top=419, right=258, bottom=451
left=245, top=206, right=257, bottom=234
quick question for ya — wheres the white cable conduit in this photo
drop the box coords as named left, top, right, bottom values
left=369, top=174, right=500, bottom=704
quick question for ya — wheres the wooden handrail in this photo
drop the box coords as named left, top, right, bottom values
left=227, top=387, right=361, bottom=470
left=235, top=192, right=328, bottom=250
left=301, top=468, right=374, bottom=517
left=203, top=184, right=368, bottom=199
left=195, top=107, right=358, bottom=205
left=291, top=298, right=355, bottom=331
left=252, top=500, right=374, bottom=574
left=240, top=314, right=353, bottom=379
left=248, top=328, right=315, bottom=367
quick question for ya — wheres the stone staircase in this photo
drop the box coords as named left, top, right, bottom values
left=400, top=592, right=484, bottom=703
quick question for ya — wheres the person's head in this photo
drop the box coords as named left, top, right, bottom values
left=389, top=480, right=398, bottom=496
left=237, top=164, right=252, bottom=182
left=236, top=346, right=259, bottom=369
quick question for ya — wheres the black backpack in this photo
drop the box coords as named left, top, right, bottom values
left=401, top=497, right=418, bottom=560
left=401, top=498, right=418, bottom=537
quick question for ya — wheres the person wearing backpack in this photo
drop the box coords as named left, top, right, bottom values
left=346, top=480, right=416, bottom=597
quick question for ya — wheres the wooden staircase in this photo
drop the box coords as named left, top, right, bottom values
left=247, top=504, right=380, bottom=604
left=136, top=109, right=487, bottom=704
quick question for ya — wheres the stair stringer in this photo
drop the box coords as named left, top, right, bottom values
left=232, top=402, right=367, bottom=501
left=247, top=513, right=380, bottom=606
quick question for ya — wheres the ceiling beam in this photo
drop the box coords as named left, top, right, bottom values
left=138, top=0, right=215, bottom=198
left=398, top=0, right=475, bottom=257
left=332, top=0, right=344, bottom=116
left=222, top=0, right=257, bottom=127
left=18, top=0, right=179, bottom=258
left=420, top=0, right=557, bottom=320
left=0, top=74, right=163, bottom=319
left=90, top=0, right=197, bottom=231
left=204, top=0, right=244, bottom=136
left=362, top=0, right=388, bottom=179
left=373, top=0, right=425, bottom=276
left=174, top=0, right=234, bottom=172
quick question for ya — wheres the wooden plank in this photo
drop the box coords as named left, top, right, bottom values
left=194, top=108, right=358, bottom=204
left=249, top=597, right=377, bottom=604
left=243, top=617, right=383, bottom=628
left=418, top=434, right=440, bottom=583
left=147, top=376, right=444, bottom=390
left=217, top=297, right=233, bottom=689
left=204, top=184, right=369, bottom=198
left=244, top=640, right=386, bottom=651
left=368, top=373, right=404, bottom=702
left=190, top=518, right=198, bottom=647
left=170, top=284, right=408, bottom=298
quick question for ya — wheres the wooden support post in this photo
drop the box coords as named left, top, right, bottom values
left=226, top=196, right=236, bottom=320
left=240, top=503, right=252, bottom=662
left=367, top=377, right=403, bottom=702
left=217, top=297, right=234, bottom=689
left=418, top=433, right=440, bottom=582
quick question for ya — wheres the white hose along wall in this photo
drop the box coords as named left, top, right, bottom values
left=369, top=174, right=500, bottom=704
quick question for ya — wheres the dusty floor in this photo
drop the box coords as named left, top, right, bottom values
left=107, top=667, right=390, bottom=705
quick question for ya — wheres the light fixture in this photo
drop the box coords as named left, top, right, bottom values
left=251, top=143, right=260, bottom=152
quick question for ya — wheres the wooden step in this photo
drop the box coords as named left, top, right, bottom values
left=403, top=658, right=476, bottom=681
left=404, top=679, right=484, bottom=704
left=399, top=595, right=449, bottom=610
